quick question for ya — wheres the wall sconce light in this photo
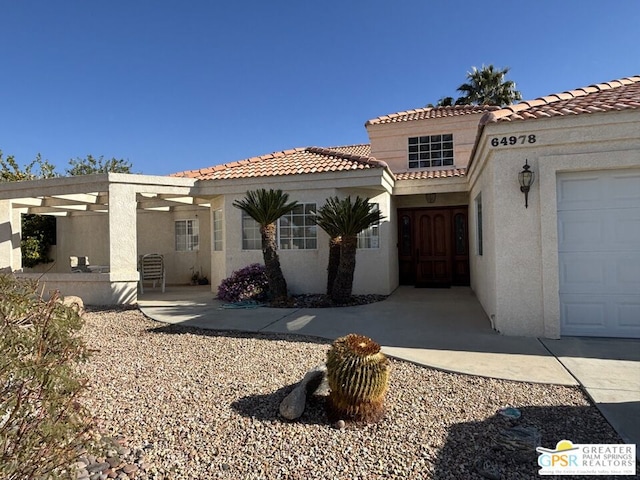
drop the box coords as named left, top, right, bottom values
left=518, top=160, right=535, bottom=208
left=426, top=193, right=437, bottom=203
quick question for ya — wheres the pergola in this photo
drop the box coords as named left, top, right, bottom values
left=0, top=173, right=210, bottom=304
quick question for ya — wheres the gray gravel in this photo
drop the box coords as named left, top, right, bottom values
left=78, top=307, right=621, bottom=480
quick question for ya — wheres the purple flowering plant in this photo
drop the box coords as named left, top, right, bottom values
left=216, top=263, right=269, bottom=303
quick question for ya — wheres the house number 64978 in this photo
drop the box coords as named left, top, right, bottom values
left=491, top=134, right=537, bottom=147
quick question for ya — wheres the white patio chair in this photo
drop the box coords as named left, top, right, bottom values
left=70, top=256, right=90, bottom=273
left=138, top=253, right=165, bottom=294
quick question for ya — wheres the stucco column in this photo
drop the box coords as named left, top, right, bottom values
left=0, top=200, right=21, bottom=271
left=108, top=183, right=138, bottom=276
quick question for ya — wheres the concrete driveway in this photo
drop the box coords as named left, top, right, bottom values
left=138, top=285, right=640, bottom=445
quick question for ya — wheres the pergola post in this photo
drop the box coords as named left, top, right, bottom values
left=108, top=183, right=138, bottom=277
left=0, top=200, right=22, bottom=272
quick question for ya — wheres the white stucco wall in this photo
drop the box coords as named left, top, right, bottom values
left=468, top=159, right=498, bottom=330
left=469, top=110, right=640, bottom=337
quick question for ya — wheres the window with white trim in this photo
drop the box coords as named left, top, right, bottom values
left=408, top=134, right=454, bottom=168
left=213, top=209, right=223, bottom=251
left=357, top=203, right=380, bottom=249
left=175, top=219, right=199, bottom=251
left=240, top=203, right=318, bottom=250
left=241, top=212, right=261, bottom=250
left=279, top=203, right=317, bottom=250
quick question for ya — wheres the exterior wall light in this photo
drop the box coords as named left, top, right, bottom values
left=518, top=160, right=535, bottom=208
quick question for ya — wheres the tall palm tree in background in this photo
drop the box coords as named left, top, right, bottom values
left=314, top=196, right=384, bottom=304
left=456, top=65, right=522, bottom=106
left=233, top=189, right=298, bottom=301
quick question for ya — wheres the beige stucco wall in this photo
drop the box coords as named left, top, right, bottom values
left=55, top=205, right=211, bottom=285
left=468, top=110, right=640, bottom=337
left=138, top=207, right=211, bottom=285
left=16, top=273, right=137, bottom=305
left=366, top=113, right=485, bottom=173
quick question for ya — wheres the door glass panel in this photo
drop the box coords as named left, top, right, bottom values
left=401, top=215, right=412, bottom=256
left=454, top=213, right=467, bottom=255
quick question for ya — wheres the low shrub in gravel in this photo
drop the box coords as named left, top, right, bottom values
left=0, top=275, right=96, bottom=480
left=217, top=263, right=269, bottom=303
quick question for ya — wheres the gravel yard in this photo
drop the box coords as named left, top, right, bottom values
left=79, top=307, right=621, bottom=480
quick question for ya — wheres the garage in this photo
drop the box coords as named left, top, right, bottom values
left=557, top=169, right=640, bottom=338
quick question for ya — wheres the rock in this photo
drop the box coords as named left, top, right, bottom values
left=495, top=426, right=541, bottom=463
left=76, top=468, right=90, bottom=480
left=62, top=295, right=85, bottom=316
left=279, top=364, right=327, bottom=420
left=334, top=419, right=346, bottom=430
left=87, top=462, right=110, bottom=474
left=116, top=446, right=131, bottom=456
left=313, top=374, right=330, bottom=396
left=122, top=464, right=139, bottom=475
left=106, top=455, right=121, bottom=468
left=474, top=457, right=501, bottom=480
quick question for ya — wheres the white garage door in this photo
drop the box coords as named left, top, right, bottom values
left=557, top=169, right=640, bottom=338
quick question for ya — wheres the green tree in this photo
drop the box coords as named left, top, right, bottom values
left=66, top=155, right=132, bottom=175
left=233, top=189, right=298, bottom=302
left=456, top=64, right=522, bottom=106
left=426, top=96, right=455, bottom=108
left=314, top=196, right=384, bottom=304
left=0, top=151, right=57, bottom=182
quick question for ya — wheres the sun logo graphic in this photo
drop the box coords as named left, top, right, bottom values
left=537, top=440, right=579, bottom=469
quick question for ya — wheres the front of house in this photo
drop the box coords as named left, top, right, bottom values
left=1, top=75, right=638, bottom=339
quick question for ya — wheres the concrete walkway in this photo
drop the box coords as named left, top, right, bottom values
left=137, top=285, right=640, bottom=445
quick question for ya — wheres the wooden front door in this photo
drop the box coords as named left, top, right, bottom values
left=398, top=207, right=470, bottom=287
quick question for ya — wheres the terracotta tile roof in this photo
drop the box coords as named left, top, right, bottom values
left=394, top=168, right=466, bottom=180
left=170, top=145, right=385, bottom=180
left=481, top=76, right=640, bottom=124
left=323, top=144, right=371, bottom=157
left=365, top=105, right=500, bottom=126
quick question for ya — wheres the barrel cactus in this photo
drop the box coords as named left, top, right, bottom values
left=326, top=333, right=390, bottom=423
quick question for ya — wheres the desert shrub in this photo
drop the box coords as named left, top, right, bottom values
left=217, top=263, right=269, bottom=303
left=0, top=275, right=95, bottom=479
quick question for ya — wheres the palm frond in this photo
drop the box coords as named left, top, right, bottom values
left=233, top=189, right=298, bottom=226
left=313, top=196, right=384, bottom=237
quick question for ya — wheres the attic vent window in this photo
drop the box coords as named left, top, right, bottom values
left=408, top=134, right=454, bottom=169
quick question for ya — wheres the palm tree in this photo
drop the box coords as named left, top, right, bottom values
left=314, top=196, right=384, bottom=304
left=312, top=198, right=342, bottom=297
left=233, top=189, right=298, bottom=301
left=456, top=65, right=522, bottom=107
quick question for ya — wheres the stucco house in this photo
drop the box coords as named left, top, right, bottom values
left=1, top=75, right=638, bottom=339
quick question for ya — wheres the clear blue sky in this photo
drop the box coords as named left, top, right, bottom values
left=1, top=1, right=639, bottom=176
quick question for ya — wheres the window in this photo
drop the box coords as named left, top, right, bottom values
left=475, top=194, right=483, bottom=256
left=279, top=203, right=317, bottom=250
left=241, top=203, right=318, bottom=250
left=175, top=219, right=199, bottom=251
left=357, top=203, right=380, bottom=249
left=408, top=134, right=454, bottom=169
left=213, top=209, right=223, bottom=251
left=241, top=212, right=261, bottom=250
